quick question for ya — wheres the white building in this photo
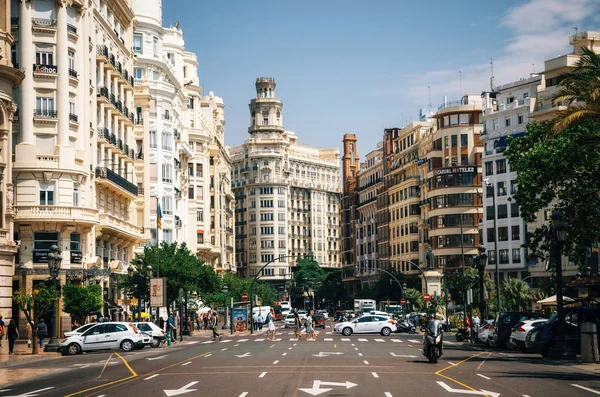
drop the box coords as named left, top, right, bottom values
left=231, top=78, right=341, bottom=284
left=480, top=75, right=541, bottom=283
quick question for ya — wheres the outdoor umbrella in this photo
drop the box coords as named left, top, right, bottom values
left=536, top=294, right=575, bottom=305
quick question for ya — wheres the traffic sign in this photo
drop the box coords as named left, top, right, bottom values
left=241, top=293, right=248, bottom=302
left=423, top=293, right=431, bottom=302
left=400, top=299, right=407, bottom=304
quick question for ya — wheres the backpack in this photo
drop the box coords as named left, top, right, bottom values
left=265, top=313, right=272, bottom=323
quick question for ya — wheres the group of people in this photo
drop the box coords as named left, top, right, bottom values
left=291, top=309, right=317, bottom=341
left=0, top=315, right=48, bottom=354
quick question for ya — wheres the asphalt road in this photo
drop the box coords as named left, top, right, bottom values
left=1, top=321, right=599, bottom=397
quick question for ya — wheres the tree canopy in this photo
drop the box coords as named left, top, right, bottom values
left=62, top=284, right=103, bottom=324
left=13, top=282, right=59, bottom=353
left=294, top=256, right=326, bottom=292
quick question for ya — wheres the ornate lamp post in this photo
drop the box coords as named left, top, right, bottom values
left=549, top=210, right=576, bottom=360
left=472, top=245, right=488, bottom=320
left=44, top=244, right=62, bottom=352
left=221, top=283, right=231, bottom=334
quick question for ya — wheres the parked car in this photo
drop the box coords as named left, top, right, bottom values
left=490, top=312, right=540, bottom=349
left=284, top=314, right=297, bottom=328
left=313, top=313, right=326, bottom=328
left=476, top=320, right=495, bottom=345
left=526, top=306, right=600, bottom=357
left=333, top=315, right=397, bottom=336
left=297, top=310, right=308, bottom=321
left=60, top=322, right=144, bottom=356
left=64, top=323, right=97, bottom=338
left=509, top=319, right=547, bottom=351
left=132, top=321, right=166, bottom=348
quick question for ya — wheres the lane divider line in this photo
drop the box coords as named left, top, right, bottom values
left=144, top=374, right=159, bottom=381
left=239, top=393, right=248, bottom=397
left=115, top=352, right=137, bottom=377
left=273, top=360, right=279, bottom=364
left=364, top=360, right=369, bottom=365
left=259, top=372, right=267, bottom=378
left=477, top=373, right=490, bottom=380
left=571, top=384, right=600, bottom=395
left=182, top=362, right=192, bottom=366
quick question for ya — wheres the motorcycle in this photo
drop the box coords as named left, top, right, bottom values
left=455, top=327, right=471, bottom=342
left=422, top=319, right=444, bottom=364
left=396, top=320, right=416, bottom=334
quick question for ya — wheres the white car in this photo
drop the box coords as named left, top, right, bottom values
left=297, top=310, right=308, bottom=320
left=509, top=319, right=547, bottom=351
left=284, top=314, right=297, bottom=328
left=369, top=311, right=391, bottom=317
left=60, top=322, right=144, bottom=356
left=476, top=320, right=495, bottom=345
left=333, top=315, right=397, bottom=336
left=316, top=310, right=329, bottom=320
left=64, top=323, right=96, bottom=338
left=282, top=310, right=291, bottom=318
left=132, top=322, right=166, bottom=348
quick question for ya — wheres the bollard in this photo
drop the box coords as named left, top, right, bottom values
left=581, top=322, right=598, bottom=363
left=166, top=330, right=172, bottom=347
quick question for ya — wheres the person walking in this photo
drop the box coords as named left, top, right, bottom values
left=0, top=315, right=4, bottom=349
left=265, top=308, right=276, bottom=341
left=305, top=311, right=314, bottom=341
left=6, top=319, right=19, bottom=354
left=309, top=310, right=317, bottom=340
left=167, top=315, right=177, bottom=345
left=257, top=312, right=264, bottom=331
left=37, top=318, right=48, bottom=348
left=26, top=321, right=33, bottom=348
left=203, top=314, right=209, bottom=331
left=211, top=311, right=221, bottom=341
left=293, top=310, right=302, bottom=339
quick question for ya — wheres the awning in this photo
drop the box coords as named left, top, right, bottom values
left=197, top=230, right=204, bottom=234
left=109, top=260, right=124, bottom=272
left=86, top=256, right=102, bottom=269
left=537, top=294, right=575, bottom=305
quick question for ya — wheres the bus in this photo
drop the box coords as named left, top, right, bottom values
left=354, top=299, right=376, bottom=315
left=272, top=302, right=283, bottom=321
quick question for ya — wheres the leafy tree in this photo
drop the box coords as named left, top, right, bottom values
left=62, top=284, right=103, bottom=325
left=404, top=288, right=424, bottom=311
left=13, top=283, right=59, bottom=354
left=551, top=47, right=600, bottom=137
left=317, top=270, right=349, bottom=309
left=504, top=119, right=600, bottom=268
left=203, top=273, right=278, bottom=309
left=294, top=256, right=326, bottom=293
left=137, top=243, right=220, bottom=309
left=501, top=278, right=533, bottom=312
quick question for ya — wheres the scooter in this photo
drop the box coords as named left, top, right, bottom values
left=396, top=320, right=416, bottom=334
left=455, top=327, right=470, bottom=342
left=422, top=319, right=444, bottom=364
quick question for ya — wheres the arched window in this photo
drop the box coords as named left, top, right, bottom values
left=262, top=108, right=269, bottom=125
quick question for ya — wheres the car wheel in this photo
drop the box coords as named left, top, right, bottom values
left=120, top=339, right=135, bottom=352
left=342, top=327, right=352, bottom=336
left=151, top=338, right=160, bottom=348
left=67, top=343, right=81, bottom=356
left=381, top=327, right=392, bottom=337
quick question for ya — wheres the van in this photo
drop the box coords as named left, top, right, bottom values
left=525, top=306, right=600, bottom=356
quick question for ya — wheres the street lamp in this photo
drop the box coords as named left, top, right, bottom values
left=548, top=210, right=576, bottom=360
left=484, top=178, right=501, bottom=315
left=44, top=244, right=62, bottom=352
left=221, top=283, right=229, bottom=332
left=472, top=245, right=488, bottom=320
left=127, top=259, right=148, bottom=322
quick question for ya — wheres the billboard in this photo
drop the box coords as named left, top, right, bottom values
left=150, top=278, right=167, bottom=307
left=232, top=303, right=250, bottom=332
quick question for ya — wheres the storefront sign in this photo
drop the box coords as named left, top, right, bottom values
left=33, top=250, right=49, bottom=263
left=433, top=166, right=476, bottom=176
left=33, top=64, right=57, bottom=74
left=149, top=277, right=167, bottom=307
left=70, top=251, right=82, bottom=264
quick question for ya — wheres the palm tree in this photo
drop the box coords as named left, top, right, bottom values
left=500, top=278, right=533, bottom=312
left=551, top=47, right=600, bottom=137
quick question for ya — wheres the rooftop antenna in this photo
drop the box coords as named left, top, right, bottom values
left=490, top=58, right=495, bottom=92
left=532, top=63, right=536, bottom=74
left=573, top=26, right=579, bottom=35
left=458, top=70, right=462, bottom=97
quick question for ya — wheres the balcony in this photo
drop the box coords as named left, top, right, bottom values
left=15, top=205, right=98, bottom=225
left=135, top=118, right=143, bottom=125
left=32, top=18, right=56, bottom=27
left=226, top=227, right=233, bottom=234
left=97, top=87, right=109, bottom=100
left=118, top=138, right=123, bottom=151
left=34, top=109, right=57, bottom=118
left=98, top=128, right=109, bottom=141
left=225, top=208, right=233, bottom=216
left=68, top=68, right=78, bottom=78
left=174, top=188, right=181, bottom=200
left=69, top=113, right=78, bottom=122
left=226, top=245, right=234, bottom=252
left=98, top=212, right=142, bottom=239
left=95, top=166, right=138, bottom=196
left=97, top=45, right=108, bottom=59
left=110, top=133, right=116, bottom=145
left=109, top=54, right=116, bottom=66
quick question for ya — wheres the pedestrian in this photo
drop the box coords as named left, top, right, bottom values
left=167, top=315, right=177, bottom=344
left=26, top=321, right=33, bottom=348
left=37, top=318, right=48, bottom=348
left=252, top=311, right=258, bottom=331
left=203, top=314, right=209, bottom=331
left=72, top=319, right=80, bottom=331
left=159, top=316, right=165, bottom=331
left=305, top=311, right=314, bottom=341
left=265, top=308, right=276, bottom=341
left=6, top=319, right=18, bottom=354
left=257, top=312, right=264, bottom=331
left=309, top=310, right=317, bottom=340
left=211, top=311, right=221, bottom=341
left=0, top=315, right=4, bottom=349
left=293, top=309, right=302, bottom=339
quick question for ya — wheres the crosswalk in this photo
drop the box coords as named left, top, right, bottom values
left=196, top=336, right=420, bottom=344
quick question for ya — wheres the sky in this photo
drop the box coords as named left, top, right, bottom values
left=163, top=0, right=600, bottom=159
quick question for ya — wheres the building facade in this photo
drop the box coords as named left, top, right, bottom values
left=0, top=0, right=24, bottom=321
left=231, top=77, right=341, bottom=284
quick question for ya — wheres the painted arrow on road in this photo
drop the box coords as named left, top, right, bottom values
left=299, top=380, right=357, bottom=396
left=389, top=352, right=417, bottom=358
left=436, top=381, right=500, bottom=397
left=147, top=355, right=168, bottom=360
left=3, top=387, right=55, bottom=397
left=312, top=352, right=344, bottom=357
left=164, top=381, right=199, bottom=397
left=235, top=352, right=251, bottom=358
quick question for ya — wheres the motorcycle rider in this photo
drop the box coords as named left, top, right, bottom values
left=423, top=313, right=444, bottom=356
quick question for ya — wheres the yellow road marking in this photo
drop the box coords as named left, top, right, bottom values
left=334, top=344, right=336, bottom=349
left=476, top=352, right=493, bottom=372
left=269, top=344, right=275, bottom=348
left=64, top=375, right=137, bottom=397
left=435, top=352, right=493, bottom=397
left=115, top=352, right=138, bottom=377
left=157, top=370, right=433, bottom=375
left=96, top=353, right=114, bottom=379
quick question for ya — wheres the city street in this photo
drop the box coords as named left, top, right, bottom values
left=0, top=321, right=598, bottom=397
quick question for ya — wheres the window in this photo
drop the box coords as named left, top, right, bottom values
left=499, top=249, right=509, bottom=264
left=512, top=225, right=520, bottom=240
left=461, top=154, right=469, bottom=165
left=163, top=229, right=173, bottom=243
left=485, top=162, right=493, bottom=176
left=196, top=164, right=203, bottom=178
left=511, top=203, right=520, bottom=217
left=70, top=233, right=80, bottom=252
left=188, top=98, right=194, bottom=109
left=188, top=186, right=194, bottom=199
left=166, top=52, right=174, bottom=65
left=497, top=204, right=508, bottom=219
left=149, top=130, right=157, bottom=148
left=39, top=182, right=55, bottom=205
left=162, top=197, right=173, bottom=215
left=73, top=184, right=79, bottom=206
left=262, top=108, right=269, bottom=125
left=487, top=228, right=495, bottom=243
left=505, top=117, right=511, bottom=127
left=486, top=205, right=495, bottom=220
left=498, top=226, right=508, bottom=242
left=451, top=135, right=457, bottom=148
left=68, top=50, right=75, bottom=71
left=496, top=159, right=506, bottom=174
left=161, top=164, right=172, bottom=183
left=460, top=134, right=468, bottom=146
left=133, top=34, right=142, bottom=53
left=497, top=181, right=507, bottom=196
left=197, top=232, right=204, bottom=244
left=486, top=184, right=494, bottom=198
left=152, top=37, right=159, bottom=58
left=161, top=131, right=172, bottom=150
left=450, top=115, right=458, bottom=126
left=518, top=114, right=524, bottom=124
left=11, top=44, right=17, bottom=67
left=197, top=209, right=204, bottom=222
left=196, top=185, right=203, bottom=200
left=488, top=250, right=496, bottom=264
left=512, top=248, right=521, bottom=263
left=278, top=200, right=285, bottom=208
left=133, top=68, right=143, bottom=79
left=35, top=44, right=54, bottom=65
left=36, top=97, right=55, bottom=113
left=510, top=180, right=517, bottom=194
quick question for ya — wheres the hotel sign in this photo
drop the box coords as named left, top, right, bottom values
left=434, top=166, right=476, bottom=176
left=33, top=64, right=57, bottom=74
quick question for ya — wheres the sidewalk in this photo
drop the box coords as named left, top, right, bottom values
left=0, top=339, right=61, bottom=368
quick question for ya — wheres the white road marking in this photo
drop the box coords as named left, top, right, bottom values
left=239, top=393, right=248, bottom=397
left=221, top=348, right=228, bottom=351
left=448, top=362, right=457, bottom=366
left=408, top=345, right=413, bottom=347
left=354, top=347, right=358, bottom=350
left=445, top=341, right=455, bottom=345
left=238, top=339, right=248, bottom=342
left=282, top=352, right=287, bottom=356
left=391, top=339, right=402, bottom=343
left=351, top=343, right=355, bottom=346
left=572, top=384, right=600, bottom=395
left=358, top=353, right=363, bottom=356
left=0, top=390, right=11, bottom=393
left=294, top=343, right=297, bottom=346
left=477, top=374, right=491, bottom=380
left=374, top=339, right=385, bottom=342
left=205, top=353, right=212, bottom=357
left=273, top=360, right=279, bottom=364
left=364, top=360, right=369, bottom=365
left=234, top=344, right=239, bottom=347
left=288, top=347, right=293, bottom=350
left=144, top=374, right=159, bottom=380
left=341, top=338, right=350, bottom=341
left=358, top=338, right=368, bottom=342
left=202, top=341, right=214, bottom=344
left=324, top=338, right=333, bottom=341
left=408, top=339, right=419, bottom=343
left=289, top=338, right=297, bottom=341
left=186, top=341, right=199, bottom=345
left=275, top=338, right=282, bottom=341
left=220, top=339, right=232, bottom=343
left=147, top=355, right=168, bottom=360
left=385, top=393, right=393, bottom=397
left=372, top=372, right=379, bottom=378
left=259, top=372, right=267, bottom=378
left=254, top=339, right=263, bottom=342
left=437, top=381, right=500, bottom=397
left=181, top=361, right=192, bottom=366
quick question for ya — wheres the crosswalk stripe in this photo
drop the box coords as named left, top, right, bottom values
left=202, top=341, right=214, bottom=344
left=289, top=338, right=297, bottom=341
left=358, top=338, right=368, bottom=342
left=238, top=339, right=248, bottom=342
left=324, top=338, right=333, bottom=341
left=374, top=339, right=385, bottom=342
left=391, top=339, right=402, bottom=343
left=408, top=339, right=420, bottom=343
left=341, top=338, right=350, bottom=341
left=220, top=339, right=232, bottom=343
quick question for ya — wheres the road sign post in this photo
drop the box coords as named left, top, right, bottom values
left=423, top=293, right=431, bottom=302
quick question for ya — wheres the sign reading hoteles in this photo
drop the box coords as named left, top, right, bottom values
left=149, top=277, right=167, bottom=308
left=433, top=166, right=476, bottom=176
left=33, top=64, right=57, bottom=74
